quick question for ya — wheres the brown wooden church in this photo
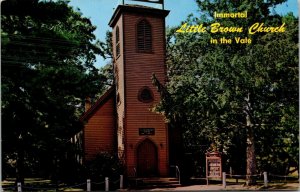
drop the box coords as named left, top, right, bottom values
left=79, top=2, right=178, bottom=177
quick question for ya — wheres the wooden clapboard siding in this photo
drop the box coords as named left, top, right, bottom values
left=80, top=5, right=174, bottom=178
left=82, top=89, right=116, bottom=161
left=109, top=5, right=170, bottom=177
left=122, top=10, right=169, bottom=176
left=113, top=14, right=126, bottom=159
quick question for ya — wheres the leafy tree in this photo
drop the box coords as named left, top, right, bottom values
left=85, top=152, right=124, bottom=184
left=98, top=31, right=113, bottom=60
left=1, top=0, right=106, bottom=183
left=98, top=31, right=114, bottom=91
left=153, top=0, right=298, bottom=184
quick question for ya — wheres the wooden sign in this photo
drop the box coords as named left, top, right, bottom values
left=139, top=128, right=155, bottom=135
left=207, top=158, right=221, bottom=177
left=206, top=151, right=222, bottom=184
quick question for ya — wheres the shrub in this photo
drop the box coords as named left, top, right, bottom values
left=86, top=152, right=124, bottom=182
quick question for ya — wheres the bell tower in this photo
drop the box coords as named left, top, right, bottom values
left=109, top=4, right=169, bottom=176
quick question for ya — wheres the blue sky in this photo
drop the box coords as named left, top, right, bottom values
left=68, top=0, right=298, bottom=68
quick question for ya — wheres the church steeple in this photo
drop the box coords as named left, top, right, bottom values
left=109, top=4, right=170, bottom=177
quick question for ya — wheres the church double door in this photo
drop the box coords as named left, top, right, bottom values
left=137, top=139, right=158, bottom=177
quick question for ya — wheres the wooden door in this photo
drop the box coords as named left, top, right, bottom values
left=137, top=139, right=158, bottom=177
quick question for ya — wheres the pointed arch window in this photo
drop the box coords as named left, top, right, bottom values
left=137, top=19, right=152, bottom=52
left=116, top=26, right=120, bottom=57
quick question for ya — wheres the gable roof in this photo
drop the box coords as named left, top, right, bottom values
left=80, top=86, right=115, bottom=121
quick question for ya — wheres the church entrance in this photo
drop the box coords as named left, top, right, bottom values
left=137, top=139, right=158, bottom=177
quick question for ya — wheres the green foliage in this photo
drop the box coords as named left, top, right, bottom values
left=97, top=31, right=113, bottom=60
left=55, top=157, right=87, bottom=184
left=98, top=31, right=114, bottom=91
left=85, top=152, right=124, bottom=182
left=1, top=0, right=106, bottom=181
left=155, top=0, right=298, bottom=178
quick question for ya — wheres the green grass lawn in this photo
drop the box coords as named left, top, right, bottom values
left=1, top=172, right=298, bottom=191
left=1, top=178, right=85, bottom=191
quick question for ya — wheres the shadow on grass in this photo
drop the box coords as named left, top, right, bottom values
left=185, top=177, right=299, bottom=191
left=263, top=182, right=300, bottom=190
left=1, top=178, right=122, bottom=191
left=1, top=178, right=86, bottom=191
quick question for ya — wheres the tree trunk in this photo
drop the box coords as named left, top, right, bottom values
left=246, top=124, right=256, bottom=185
left=174, top=118, right=188, bottom=183
left=16, top=136, right=25, bottom=184
left=245, top=93, right=257, bottom=185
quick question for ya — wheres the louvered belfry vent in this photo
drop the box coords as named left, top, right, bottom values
left=137, top=19, right=152, bottom=52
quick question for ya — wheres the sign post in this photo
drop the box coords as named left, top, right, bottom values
left=206, top=151, right=222, bottom=185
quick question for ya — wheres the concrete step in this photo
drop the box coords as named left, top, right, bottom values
left=129, top=177, right=181, bottom=189
left=142, top=177, right=179, bottom=183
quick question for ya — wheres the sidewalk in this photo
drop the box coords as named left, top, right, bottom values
left=128, top=182, right=299, bottom=191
